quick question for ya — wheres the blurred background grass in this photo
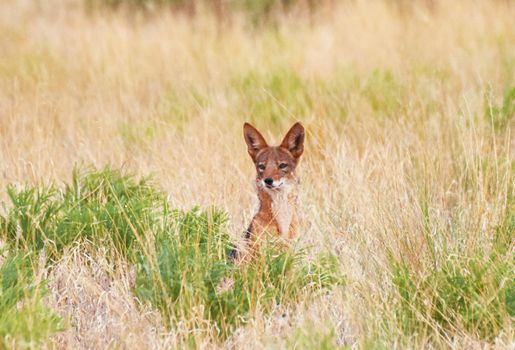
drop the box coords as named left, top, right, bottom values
left=0, top=0, right=513, bottom=348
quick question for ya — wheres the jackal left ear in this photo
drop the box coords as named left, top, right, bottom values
left=244, top=122, right=268, bottom=161
left=281, top=122, right=305, bottom=158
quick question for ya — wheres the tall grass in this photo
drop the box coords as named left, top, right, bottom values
left=135, top=207, right=341, bottom=340
left=0, top=168, right=341, bottom=345
left=0, top=0, right=513, bottom=348
left=391, top=253, right=513, bottom=341
left=0, top=249, right=62, bottom=348
left=2, top=168, right=165, bottom=260
left=86, top=0, right=332, bottom=23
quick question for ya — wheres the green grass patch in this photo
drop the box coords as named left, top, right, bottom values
left=0, top=167, right=342, bottom=341
left=362, top=69, right=403, bottom=117
left=135, top=207, right=342, bottom=338
left=1, top=167, right=166, bottom=261
left=0, top=249, right=62, bottom=348
left=391, top=251, right=514, bottom=341
left=232, top=67, right=312, bottom=126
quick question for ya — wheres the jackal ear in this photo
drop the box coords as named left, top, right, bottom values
left=281, top=122, right=305, bottom=159
left=244, top=123, right=268, bottom=160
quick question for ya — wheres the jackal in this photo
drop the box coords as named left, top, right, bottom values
left=230, top=122, right=305, bottom=263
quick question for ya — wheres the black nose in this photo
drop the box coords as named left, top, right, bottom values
left=264, top=178, right=274, bottom=186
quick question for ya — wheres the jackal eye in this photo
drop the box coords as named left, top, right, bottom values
left=258, top=164, right=265, bottom=171
left=278, top=162, right=288, bottom=169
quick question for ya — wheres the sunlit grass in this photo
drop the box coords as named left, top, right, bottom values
left=0, top=0, right=513, bottom=348
left=0, top=168, right=341, bottom=346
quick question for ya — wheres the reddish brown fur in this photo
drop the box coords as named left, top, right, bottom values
left=232, top=122, right=305, bottom=264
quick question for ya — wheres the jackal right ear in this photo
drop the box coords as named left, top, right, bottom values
left=281, top=122, right=304, bottom=159
left=243, top=123, right=268, bottom=160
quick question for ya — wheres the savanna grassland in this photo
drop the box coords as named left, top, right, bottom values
left=0, top=0, right=514, bottom=348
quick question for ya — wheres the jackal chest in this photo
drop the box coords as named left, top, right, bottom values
left=270, top=191, right=295, bottom=236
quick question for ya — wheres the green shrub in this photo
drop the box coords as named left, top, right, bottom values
left=1, top=167, right=166, bottom=260
left=135, top=208, right=342, bottom=338
left=0, top=249, right=62, bottom=347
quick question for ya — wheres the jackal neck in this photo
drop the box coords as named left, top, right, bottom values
left=256, top=180, right=297, bottom=236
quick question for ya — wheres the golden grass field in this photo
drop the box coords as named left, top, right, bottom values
left=0, top=0, right=513, bottom=348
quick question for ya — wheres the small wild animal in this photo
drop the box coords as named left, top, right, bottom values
left=230, top=122, right=305, bottom=263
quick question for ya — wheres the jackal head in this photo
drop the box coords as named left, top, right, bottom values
left=243, top=122, right=305, bottom=192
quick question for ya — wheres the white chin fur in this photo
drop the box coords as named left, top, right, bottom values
left=262, top=180, right=294, bottom=195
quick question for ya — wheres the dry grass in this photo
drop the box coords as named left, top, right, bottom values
left=0, top=0, right=514, bottom=348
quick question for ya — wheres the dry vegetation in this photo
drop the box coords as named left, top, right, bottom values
left=0, top=0, right=514, bottom=348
